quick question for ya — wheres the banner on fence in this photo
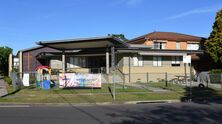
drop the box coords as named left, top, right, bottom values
left=59, top=73, right=101, bottom=88
left=22, top=73, right=30, bottom=86
left=183, top=55, right=191, bottom=63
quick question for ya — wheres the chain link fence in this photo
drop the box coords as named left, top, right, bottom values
left=120, top=72, right=221, bottom=88
left=9, top=71, right=222, bottom=89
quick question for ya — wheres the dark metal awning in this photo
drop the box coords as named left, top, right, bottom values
left=37, top=36, right=129, bottom=50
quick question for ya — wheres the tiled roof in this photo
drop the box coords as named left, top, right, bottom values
left=128, top=31, right=205, bottom=43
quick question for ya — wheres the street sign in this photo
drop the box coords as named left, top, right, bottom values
left=183, top=55, right=191, bottom=63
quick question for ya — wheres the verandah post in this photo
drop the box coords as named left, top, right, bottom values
left=106, top=47, right=109, bottom=74
left=62, top=50, right=66, bottom=74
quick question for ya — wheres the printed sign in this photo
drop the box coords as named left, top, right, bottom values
left=22, top=73, right=30, bottom=86
left=183, top=55, right=191, bottom=63
left=59, top=73, right=101, bottom=88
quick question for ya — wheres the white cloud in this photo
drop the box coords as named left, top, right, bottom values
left=165, top=4, right=222, bottom=20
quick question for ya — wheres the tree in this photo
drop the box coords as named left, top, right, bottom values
left=205, top=9, right=222, bottom=63
left=109, top=34, right=128, bottom=42
left=0, top=46, right=12, bottom=76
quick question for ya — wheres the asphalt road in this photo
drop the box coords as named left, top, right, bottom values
left=0, top=102, right=221, bottom=124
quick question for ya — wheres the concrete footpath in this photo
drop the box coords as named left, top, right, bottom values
left=125, top=83, right=169, bottom=92
left=0, top=100, right=181, bottom=107
left=0, top=76, right=8, bottom=97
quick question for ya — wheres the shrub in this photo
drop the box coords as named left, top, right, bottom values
left=209, top=69, right=222, bottom=84
left=51, top=69, right=60, bottom=75
left=209, top=69, right=222, bottom=74
left=4, top=76, right=12, bottom=85
left=29, top=75, right=36, bottom=84
left=12, top=68, right=19, bottom=72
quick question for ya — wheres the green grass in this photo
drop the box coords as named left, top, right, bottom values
left=6, top=83, right=149, bottom=95
left=0, top=83, right=161, bottom=103
left=0, top=91, right=181, bottom=104
left=2, top=82, right=220, bottom=103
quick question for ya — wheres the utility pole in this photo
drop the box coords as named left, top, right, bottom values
left=111, top=46, right=116, bottom=101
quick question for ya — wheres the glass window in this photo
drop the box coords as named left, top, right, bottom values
left=70, top=57, right=74, bottom=68
left=153, top=56, right=162, bottom=67
left=187, top=43, right=199, bottom=50
left=171, top=56, right=180, bottom=66
left=176, top=42, right=180, bottom=50
left=69, top=56, right=87, bottom=68
left=73, top=57, right=79, bottom=68
left=154, top=42, right=166, bottom=49
left=133, top=55, right=143, bottom=66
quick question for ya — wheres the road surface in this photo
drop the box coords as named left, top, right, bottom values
left=0, top=102, right=221, bottom=124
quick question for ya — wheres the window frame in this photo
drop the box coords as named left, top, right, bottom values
left=133, top=55, right=143, bottom=67
left=171, top=56, right=181, bottom=67
left=153, top=56, right=162, bottom=67
left=69, top=56, right=86, bottom=68
left=187, top=43, right=200, bottom=50
left=153, top=42, right=166, bottom=49
left=176, top=41, right=181, bottom=50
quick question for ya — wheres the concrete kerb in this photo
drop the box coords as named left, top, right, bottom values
left=0, top=100, right=181, bottom=107
left=124, top=100, right=180, bottom=104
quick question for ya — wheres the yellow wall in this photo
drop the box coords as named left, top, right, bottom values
left=144, top=40, right=153, bottom=46
left=121, top=66, right=189, bottom=74
left=144, top=40, right=190, bottom=50
left=180, top=42, right=187, bottom=49
left=166, top=41, right=176, bottom=49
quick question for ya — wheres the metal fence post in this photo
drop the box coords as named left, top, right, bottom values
left=147, top=72, right=149, bottom=83
left=165, top=72, right=168, bottom=87
left=221, top=74, right=222, bottom=88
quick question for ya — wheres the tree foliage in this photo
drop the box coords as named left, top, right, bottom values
left=110, top=34, right=128, bottom=42
left=0, top=46, right=12, bottom=76
left=205, top=9, right=222, bottom=63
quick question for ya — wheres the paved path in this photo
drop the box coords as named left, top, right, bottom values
left=0, top=76, right=8, bottom=97
left=126, top=83, right=170, bottom=92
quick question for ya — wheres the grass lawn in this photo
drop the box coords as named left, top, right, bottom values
left=6, top=83, right=149, bottom=95
left=139, top=82, right=222, bottom=101
left=0, top=83, right=181, bottom=103
left=1, top=82, right=221, bottom=103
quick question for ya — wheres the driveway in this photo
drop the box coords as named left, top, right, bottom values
left=0, top=76, right=8, bottom=97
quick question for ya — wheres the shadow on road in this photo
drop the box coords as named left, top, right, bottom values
left=106, top=103, right=222, bottom=124
left=180, top=87, right=222, bottom=104
left=54, top=89, right=104, bottom=124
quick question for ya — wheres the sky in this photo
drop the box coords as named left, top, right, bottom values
left=0, top=0, right=221, bottom=54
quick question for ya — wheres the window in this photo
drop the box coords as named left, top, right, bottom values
left=153, top=56, right=162, bottom=66
left=133, top=55, right=143, bottom=66
left=176, top=42, right=180, bottom=50
left=69, top=56, right=86, bottom=68
left=172, top=56, right=180, bottom=66
left=70, top=57, right=74, bottom=68
left=187, top=43, right=199, bottom=50
left=13, top=58, right=19, bottom=66
left=154, top=42, right=166, bottom=49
